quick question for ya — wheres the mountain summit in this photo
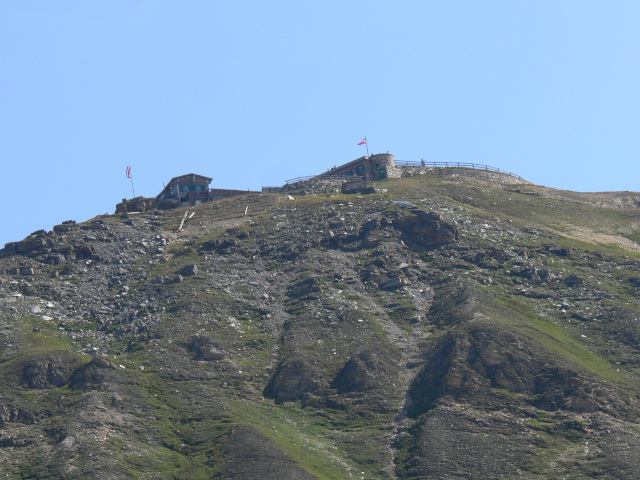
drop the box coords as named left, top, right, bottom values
left=2, top=168, right=640, bottom=479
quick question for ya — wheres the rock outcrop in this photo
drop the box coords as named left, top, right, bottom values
left=264, top=360, right=322, bottom=403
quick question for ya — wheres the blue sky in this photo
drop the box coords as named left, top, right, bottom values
left=2, top=2, right=639, bottom=246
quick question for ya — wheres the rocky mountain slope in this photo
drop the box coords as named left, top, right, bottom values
left=2, top=168, right=640, bottom=479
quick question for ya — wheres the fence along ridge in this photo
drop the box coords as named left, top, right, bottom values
left=394, top=160, right=524, bottom=180
left=285, top=161, right=523, bottom=185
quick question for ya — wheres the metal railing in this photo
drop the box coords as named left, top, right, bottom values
left=394, top=161, right=524, bottom=180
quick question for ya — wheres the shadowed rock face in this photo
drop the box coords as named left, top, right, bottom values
left=264, top=360, right=322, bottom=403
left=396, top=210, right=459, bottom=248
left=408, top=326, right=639, bottom=420
left=20, top=354, right=85, bottom=389
left=428, top=283, right=477, bottom=327
left=408, top=329, right=533, bottom=416
left=68, top=355, right=117, bottom=391
left=0, top=404, right=35, bottom=427
left=331, top=350, right=381, bottom=393
left=357, top=209, right=459, bottom=252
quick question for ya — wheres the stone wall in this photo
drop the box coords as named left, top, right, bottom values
left=115, top=197, right=156, bottom=214
left=280, top=178, right=344, bottom=196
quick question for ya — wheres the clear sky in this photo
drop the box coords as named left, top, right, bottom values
left=2, top=2, right=639, bottom=246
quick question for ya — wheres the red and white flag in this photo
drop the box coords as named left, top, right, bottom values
left=358, top=137, right=367, bottom=145
left=126, top=165, right=132, bottom=179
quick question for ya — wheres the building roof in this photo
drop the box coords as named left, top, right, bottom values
left=327, top=156, right=368, bottom=173
left=166, top=174, right=213, bottom=186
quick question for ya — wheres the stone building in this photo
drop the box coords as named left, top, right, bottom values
left=320, top=153, right=400, bottom=181
left=280, top=153, right=401, bottom=196
left=116, top=173, right=257, bottom=213
left=156, top=174, right=213, bottom=209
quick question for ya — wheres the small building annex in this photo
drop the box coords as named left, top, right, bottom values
left=320, top=153, right=400, bottom=182
left=156, top=173, right=212, bottom=209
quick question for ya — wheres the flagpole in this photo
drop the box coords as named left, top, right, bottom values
left=358, top=137, right=369, bottom=156
left=127, top=165, right=135, bottom=198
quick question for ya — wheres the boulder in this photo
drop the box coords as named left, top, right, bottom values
left=629, top=277, right=640, bottom=287
left=287, top=277, right=322, bottom=299
left=380, top=275, right=409, bottom=290
left=75, top=245, right=97, bottom=260
left=198, top=346, right=226, bottom=361
left=395, top=210, right=459, bottom=249
left=200, top=238, right=237, bottom=253
left=69, top=359, right=117, bottom=391
left=52, top=244, right=74, bottom=255
left=564, top=274, right=585, bottom=286
left=44, top=253, right=66, bottom=265
left=19, top=266, right=35, bottom=276
left=188, top=337, right=227, bottom=361
left=177, top=264, right=198, bottom=276
left=15, top=235, right=48, bottom=255
left=543, top=244, right=570, bottom=256
left=53, top=223, right=75, bottom=234
left=90, top=354, right=116, bottom=369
